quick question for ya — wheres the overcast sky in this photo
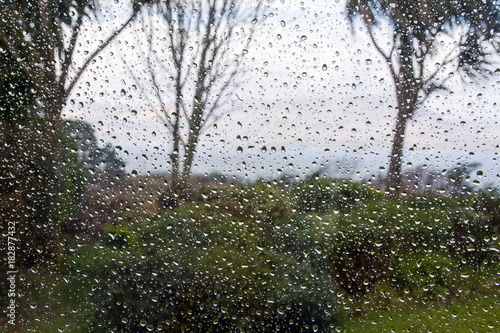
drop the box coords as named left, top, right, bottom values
left=63, top=0, right=500, bottom=188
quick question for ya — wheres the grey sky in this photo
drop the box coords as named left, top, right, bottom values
left=63, top=0, right=500, bottom=187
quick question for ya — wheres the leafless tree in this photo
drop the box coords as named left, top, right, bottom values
left=123, top=0, right=264, bottom=203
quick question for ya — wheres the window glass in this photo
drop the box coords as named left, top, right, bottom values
left=1, top=0, right=499, bottom=331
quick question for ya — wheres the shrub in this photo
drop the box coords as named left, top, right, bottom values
left=391, top=252, right=455, bottom=299
left=102, top=225, right=136, bottom=249
left=67, top=205, right=339, bottom=332
left=213, top=180, right=297, bottom=224
left=293, top=178, right=382, bottom=214
left=158, top=179, right=224, bottom=210
left=315, top=196, right=499, bottom=297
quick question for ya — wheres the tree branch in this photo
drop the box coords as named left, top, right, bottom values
left=148, top=36, right=178, bottom=133
left=423, top=41, right=461, bottom=87
left=65, top=10, right=137, bottom=100
left=60, top=8, right=85, bottom=86
left=361, top=8, right=398, bottom=85
left=38, top=0, right=56, bottom=83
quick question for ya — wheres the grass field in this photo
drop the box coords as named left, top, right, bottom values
left=344, top=294, right=500, bottom=332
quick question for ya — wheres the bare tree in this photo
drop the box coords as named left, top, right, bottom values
left=123, top=0, right=263, bottom=203
left=346, top=0, right=500, bottom=197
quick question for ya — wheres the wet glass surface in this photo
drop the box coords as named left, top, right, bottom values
left=1, top=0, right=499, bottom=331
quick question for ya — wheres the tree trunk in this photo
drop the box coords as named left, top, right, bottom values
left=33, top=85, right=65, bottom=260
left=180, top=91, right=205, bottom=192
left=169, top=82, right=183, bottom=206
left=170, top=114, right=181, bottom=193
left=386, top=30, right=418, bottom=198
left=178, top=118, right=201, bottom=202
left=386, top=107, right=408, bottom=198
left=180, top=128, right=199, bottom=189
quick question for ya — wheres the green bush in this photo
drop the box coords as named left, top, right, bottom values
left=158, top=179, right=223, bottom=210
left=65, top=205, right=339, bottom=332
left=19, top=182, right=500, bottom=331
left=392, top=252, right=455, bottom=299
left=213, top=180, right=297, bottom=224
left=315, top=196, right=499, bottom=297
left=293, top=178, right=382, bottom=214
left=102, top=225, right=136, bottom=249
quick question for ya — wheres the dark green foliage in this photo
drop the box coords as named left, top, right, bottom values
left=191, top=180, right=299, bottom=226
left=465, top=191, right=500, bottom=231
left=230, top=180, right=297, bottom=223
left=64, top=200, right=339, bottom=332
left=0, top=47, right=38, bottom=126
left=272, top=213, right=317, bottom=257
left=293, top=178, right=382, bottom=214
left=392, top=253, right=454, bottom=298
left=316, top=195, right=500, bottom=298
left=18, top=180, right=500, bottom=331
left=63, top=120, right=126, bottom=182
left=102, top=225, right=136, bottom=249
left=158, top=186, right=181, bottom=209
left=0, top=117, right=125, bottom=266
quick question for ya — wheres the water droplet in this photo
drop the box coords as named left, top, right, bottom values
left=300, top=35, right=307, bottom=42
left=277, top=34, right=282, bottom=40
left=322, top=64, right=327, bottom=71
left=365, top=59, right=372, bottom=65
left=280, top=20, right=286, bottom=27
